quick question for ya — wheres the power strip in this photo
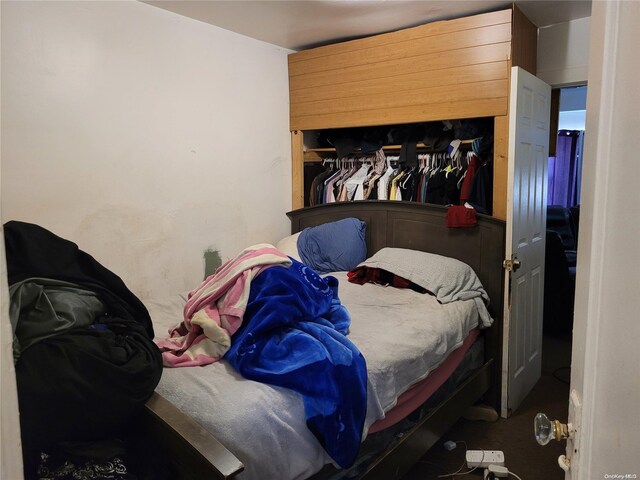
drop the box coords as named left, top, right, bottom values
left=466, top=449, right=505, bottom=468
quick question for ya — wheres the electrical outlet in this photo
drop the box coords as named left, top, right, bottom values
left=466, top=450, right=505, bottom=467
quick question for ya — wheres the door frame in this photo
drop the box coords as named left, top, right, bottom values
left=566, top=1, right=640, bottom=476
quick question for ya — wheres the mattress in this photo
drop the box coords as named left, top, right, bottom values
left=145, top=271, right=485, bottom=480
left=367, top=327, right=480, bottom=434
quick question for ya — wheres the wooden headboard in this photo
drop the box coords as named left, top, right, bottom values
left=287, top=201, right=504, bottom=316
left=287, top=200, right=506, bottom=407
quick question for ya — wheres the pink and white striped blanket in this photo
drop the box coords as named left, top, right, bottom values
left=156, top=244, right=292, bottom=367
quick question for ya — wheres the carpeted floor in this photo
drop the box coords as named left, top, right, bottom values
left=401, top=333, right=572, bottom=480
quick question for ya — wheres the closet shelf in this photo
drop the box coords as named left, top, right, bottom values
left=304, top=140, right=474, bottom=162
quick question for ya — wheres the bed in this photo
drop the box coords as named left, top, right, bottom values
left=138, top=201, right=505, bottom=480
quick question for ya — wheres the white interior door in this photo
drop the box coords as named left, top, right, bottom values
left=501, top=67, right=550, bottom=418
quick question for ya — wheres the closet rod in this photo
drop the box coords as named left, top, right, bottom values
left=303, top=140, right=474, bottom=162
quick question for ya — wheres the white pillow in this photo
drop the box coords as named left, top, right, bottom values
left=356, top=247, right=492, bottom=327
left=357, top=247, right=483, bottom=302
left=276, top=232, right=302, bottom=262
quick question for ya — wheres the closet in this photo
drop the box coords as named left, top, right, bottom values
left=288, top=4, right=538, bottom=221
left=302, top=119, right=495, bottom=213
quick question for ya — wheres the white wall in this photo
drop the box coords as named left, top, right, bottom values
left=568, top=1, right=640, bottom=477
left=537, top=16, right=590, bottom=87
left=1, top=1, right=293, bottom=300
left=0, top=222, right=23, bottom=478
left=558, top=86, right=587, bottom=131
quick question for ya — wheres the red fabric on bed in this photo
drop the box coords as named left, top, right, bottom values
left=347, top=267, right=428, bottom=294
left=367, top=328, right=481, bottom=434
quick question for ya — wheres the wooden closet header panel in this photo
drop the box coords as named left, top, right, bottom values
left=289, top=9, right=513, bottom=131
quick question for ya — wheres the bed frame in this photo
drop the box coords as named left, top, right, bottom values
left=140, top=201, right=505, bottom=480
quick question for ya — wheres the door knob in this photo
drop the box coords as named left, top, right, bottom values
left=534, top=412, right=571, bottom=445
left=502, top=257, right=521, bottom=272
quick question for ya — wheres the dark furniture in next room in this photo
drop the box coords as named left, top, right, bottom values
left=544, top=205, right=580, bottom=334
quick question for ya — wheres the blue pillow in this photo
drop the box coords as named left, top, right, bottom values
left=297, top=218, right=367, bottom=273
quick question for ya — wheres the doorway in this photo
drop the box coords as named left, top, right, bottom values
left=542, top=85, right=586, bottom=404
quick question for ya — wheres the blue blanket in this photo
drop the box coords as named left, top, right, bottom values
left=224, top=259, right=367, bottom=468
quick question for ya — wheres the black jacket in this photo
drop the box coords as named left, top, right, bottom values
left=4, top=221, right=163, bottom=476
